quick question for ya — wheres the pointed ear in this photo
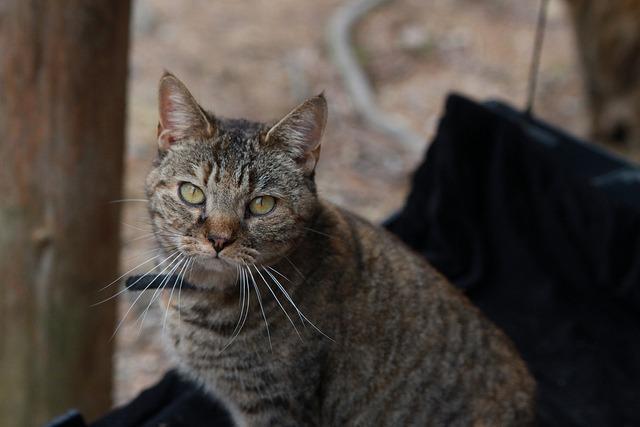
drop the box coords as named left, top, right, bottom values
left=157, top=71, right=215, bottom=151
left=265, top=94, right=327, bottom=174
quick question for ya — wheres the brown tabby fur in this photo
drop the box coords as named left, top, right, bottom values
left=146, top=72, right=535, bottom=426
left=566, top=0, right=640, bottom=147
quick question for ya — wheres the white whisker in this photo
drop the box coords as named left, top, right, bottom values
left=220, top=266, right=250, bottom=353
left=177, top=258, right=194, bottom=324
left=303, top=226, right=339, bottom=240
left=264, top=266, right=304, bottom=326
left=247, top=264, right=272, bottom=351
left=109, top=251, right=182, bottom=340
left=266, top=265, right=291, bottom=283
left=122, top=233, right=155, bottom=244
left=283, top=255, right=305, bottom=280
left=121, top=222, right=151, bottom=232
left=137, top=256, right=185, bottom=333
left=253, top=263, right=302, bottom=341
left=264, top=266, right=333, bottom=341
left=92, top=249, right=180, bottom=306
left=228, top=267, right=247, bottom=341
left=98, top=253, right=162, bottom=293
left=163, top=256, right=190, bottom=331
left=177, top=258, right=193, bottom=323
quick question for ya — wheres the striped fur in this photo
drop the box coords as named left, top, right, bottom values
left=145, top=73, right=535, bottom=426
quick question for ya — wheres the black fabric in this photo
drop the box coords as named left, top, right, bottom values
left=92, top=370, right=232, bottom=427
left=50, top=94, right=640, bottom=426
left=45, top=410, right=86, bottom=427
left=386, top=94, right=640, bottom=426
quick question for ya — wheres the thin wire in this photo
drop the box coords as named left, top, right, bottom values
left=525, top=0, right=550, bottom=117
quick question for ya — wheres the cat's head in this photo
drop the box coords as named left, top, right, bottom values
left=145, top=72, right=327, bottom=286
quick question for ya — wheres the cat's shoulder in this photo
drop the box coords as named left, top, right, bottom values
left=317, top=199, right=425, bottom=260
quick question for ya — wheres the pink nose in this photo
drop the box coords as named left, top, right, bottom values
left=208, top=235, right=233, bottom=252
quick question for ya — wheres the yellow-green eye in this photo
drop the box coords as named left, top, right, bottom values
left=179, top=182, right=205, bottom=205
left=248, top=195, right=276, bottom=216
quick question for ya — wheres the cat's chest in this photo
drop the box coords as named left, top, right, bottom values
left=168, top=318, right=296, bottom=412
left=166, top=307, right=279, bottom=378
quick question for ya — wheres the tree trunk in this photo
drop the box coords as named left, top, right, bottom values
left=565, top=0, right=640, bottom=148
left=0, top=2, right=130, bottom=426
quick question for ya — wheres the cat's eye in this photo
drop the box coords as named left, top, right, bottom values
left=178, top=182, right=205, bottom=205
left=248, top=196, right=276, bottom=216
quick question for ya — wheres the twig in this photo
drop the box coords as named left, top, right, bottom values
left=326, top=0, right=424, bottom=155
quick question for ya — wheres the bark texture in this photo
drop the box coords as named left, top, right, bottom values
left=0, top=1, right=130, bottom=425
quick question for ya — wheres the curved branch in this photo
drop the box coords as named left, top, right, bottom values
left=326, top=0, right=424, bottom=154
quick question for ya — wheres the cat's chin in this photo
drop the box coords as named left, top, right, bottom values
left=196, top=256, right=235, bottom=273
left=186, top=257, right=239, bottom=290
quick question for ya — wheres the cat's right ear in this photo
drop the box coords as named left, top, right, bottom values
left=157, top=71, right=215, bottom=151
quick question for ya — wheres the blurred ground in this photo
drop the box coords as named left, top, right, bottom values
left=114, top=0, right=587, bottom=405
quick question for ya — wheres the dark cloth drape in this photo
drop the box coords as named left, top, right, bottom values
left=387, top=95, right=640, bottom=426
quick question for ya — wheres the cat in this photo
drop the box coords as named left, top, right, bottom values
left=146, top=72, right=536, bottom=426
left=565, top=0, right=640, bottom=148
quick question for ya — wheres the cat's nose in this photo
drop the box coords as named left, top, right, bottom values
left=208, top=234, right=234, bottom=252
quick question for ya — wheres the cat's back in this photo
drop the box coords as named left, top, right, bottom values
left=317, top=203, right=536, bottom=426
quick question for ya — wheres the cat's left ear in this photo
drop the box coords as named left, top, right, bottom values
left=265, top=94, right=327, bottom=174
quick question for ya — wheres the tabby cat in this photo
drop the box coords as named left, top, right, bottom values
left=146, top=72, right=535, bottom=426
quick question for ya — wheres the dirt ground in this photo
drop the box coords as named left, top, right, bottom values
left=114, top=0, right=587, bottom=405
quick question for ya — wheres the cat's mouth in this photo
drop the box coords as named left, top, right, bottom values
left=179, top=240, right=248, bottom=268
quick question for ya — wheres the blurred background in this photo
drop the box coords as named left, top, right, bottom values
left=1, top=0, right=637, bottom=425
